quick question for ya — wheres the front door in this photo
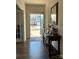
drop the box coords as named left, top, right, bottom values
left=30, top=14, right=44, bottom=40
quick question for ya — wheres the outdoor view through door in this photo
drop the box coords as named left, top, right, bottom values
left=30, top=14, right=44, bottom=38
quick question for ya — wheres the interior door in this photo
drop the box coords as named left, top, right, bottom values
left=16, top=9, right=24, bottom=42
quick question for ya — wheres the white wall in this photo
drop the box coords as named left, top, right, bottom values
left=48, top=0, right=63, bottom=37
left=46, top=0, right=63, bottom=57
left=25, top=4, right=45, bottom=39
left=24, top=0, right=49, bottom=32
left=16, top=0, right=26, bottom=41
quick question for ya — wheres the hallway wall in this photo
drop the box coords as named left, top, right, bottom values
left=44, top=3, right=49, bottom=29
left=46, top=0, right=63, bottom=57
left=25, top=4, right=45, bottom=39
left=16, top=0, right=26, bottom=41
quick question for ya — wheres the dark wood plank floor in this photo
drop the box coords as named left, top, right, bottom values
left=16, top=37, right=62, bottom=59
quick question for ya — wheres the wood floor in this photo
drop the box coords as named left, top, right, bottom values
left=16, top=37, right=62, bottom=59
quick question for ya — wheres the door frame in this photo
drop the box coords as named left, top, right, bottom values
left=29, top=13, right=45, bottom=38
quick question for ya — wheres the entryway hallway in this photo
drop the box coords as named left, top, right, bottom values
left=16, top=0, right=63, bottom=59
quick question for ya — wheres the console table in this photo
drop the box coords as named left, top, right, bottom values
left=43, top=33, right=61, bottom=57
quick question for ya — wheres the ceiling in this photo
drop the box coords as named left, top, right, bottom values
left=23, top=0, right=48, bottom=5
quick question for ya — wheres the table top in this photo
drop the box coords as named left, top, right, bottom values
left=43, top=33, right=61, bottom=40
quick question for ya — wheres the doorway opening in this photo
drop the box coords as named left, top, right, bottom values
left=30, top=14, right=44, bottom=40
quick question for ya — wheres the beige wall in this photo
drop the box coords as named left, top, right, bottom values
left=46, top=0, right=63, bottom=57
left=48, top=0, right=63, bottom=36
left=25, top=4, right=45, bottom=39
left=16, top=0, right=26, bottom=41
